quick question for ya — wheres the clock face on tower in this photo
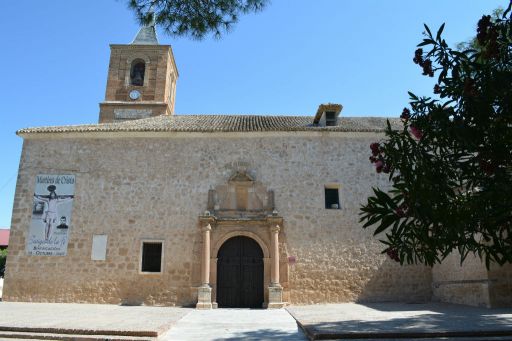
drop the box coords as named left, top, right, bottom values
left=129, top=90, right=141, bottom=100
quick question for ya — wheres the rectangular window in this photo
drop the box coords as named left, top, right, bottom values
left=141, top=241, right=163, bottom=273
left=325, top=187, right=340, bottom=209
left=325, top=111, right=337, bottom=126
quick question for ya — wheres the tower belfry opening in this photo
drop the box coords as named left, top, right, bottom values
left=130, top=60, right=146, bottom=86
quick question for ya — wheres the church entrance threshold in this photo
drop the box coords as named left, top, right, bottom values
left=217, top=236, right=264, bottom=308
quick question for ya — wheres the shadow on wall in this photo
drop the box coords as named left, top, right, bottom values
left=489, top=262, right=512, bottom=307
left=356, top=256, right=433, bottom=304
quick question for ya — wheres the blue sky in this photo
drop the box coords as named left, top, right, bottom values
left=0, top=0, right=505, bottom=227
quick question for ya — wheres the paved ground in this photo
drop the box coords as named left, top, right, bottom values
left=0, top=302, right=190, bottom=338
left=287, top=302, right=512, bottom=340
left=1, top=301, right=512, bottom=340
left=161, top=308, right=308, bottom=340
left=0, top=303, right=307, bottom=340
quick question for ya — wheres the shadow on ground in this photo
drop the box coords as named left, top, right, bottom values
left=211, top=327, right=307, bottom=341
left=295, top=303, right=512, bottom=339
left=305, top=315, right=512, bottom=332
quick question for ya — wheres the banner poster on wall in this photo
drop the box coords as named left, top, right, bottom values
left=26, top=174, right=76, bottom=256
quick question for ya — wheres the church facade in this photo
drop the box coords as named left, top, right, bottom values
left=4, top=24, right=511, bottom=309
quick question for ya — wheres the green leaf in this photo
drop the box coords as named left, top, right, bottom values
left=363, top=215, right=382, bottom=228
left=417, top=39, right=435, bottom=47
left=424, top=24, right=433, bottom=38
left=436, top=23, right=445, bottom=41
left=374, top=215, right=396, bottom=235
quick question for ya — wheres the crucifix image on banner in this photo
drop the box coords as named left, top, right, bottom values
left=27, top=174, right=76, bottom=256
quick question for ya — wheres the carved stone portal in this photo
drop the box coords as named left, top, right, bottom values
left=195, top=169, right=288, bottom=309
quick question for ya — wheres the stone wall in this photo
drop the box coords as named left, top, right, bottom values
left=432, top=252, right=491, bottom=307
left=99, top=102, right=171, bottom=123
left=4, top=132, right=433, bottom=306
left=488, top=263, right=512, bottom=307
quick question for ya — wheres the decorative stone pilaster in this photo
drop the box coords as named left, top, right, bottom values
left=268, top=224, right=284, bottom=308
left=270, top=225, right=280, bottom=285
left=201, top=224, right=211, bottom=286
left=211, top=257, right=218, bottom=309
left=196, top=224, right=212, bottom=309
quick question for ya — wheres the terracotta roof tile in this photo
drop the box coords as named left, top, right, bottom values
left=17, top=115, right=402, bottom=135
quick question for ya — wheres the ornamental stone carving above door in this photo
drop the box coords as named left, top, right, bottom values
left=206, top=170, right=275, bottom=219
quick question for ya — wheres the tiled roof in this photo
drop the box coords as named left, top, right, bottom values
left=17, top=115, right=401, bottom=135
left=0, top=229, right=9, bottom=246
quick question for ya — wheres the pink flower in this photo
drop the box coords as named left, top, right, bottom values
left=394, top=203, right=408, bottom=217
left=375, top=160, right=384, bottom=173
left=409, top=126, right=423, bottom=140
left=400, top=108, right=411, bottom=121
left=386, top=248, right=400, bottom=262
left=370, top=142, right=380, bottom=155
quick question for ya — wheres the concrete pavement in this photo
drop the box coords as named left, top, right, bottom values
left=0, top=302, right=190, bottom=339
left=287, top=302, right=512, bottom=340
left=0, top=302, right=307, bottom=340
left=1, top=301, right=512, bottom=340
left=161, top=308, right=308, bottom=340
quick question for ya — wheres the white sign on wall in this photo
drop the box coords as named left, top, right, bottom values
left=26, top=174, right=75, bottom=256
left=91, top=235, right=108, bottom=261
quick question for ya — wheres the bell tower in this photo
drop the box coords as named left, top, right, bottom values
left=99, top=21, right=178, bottom=123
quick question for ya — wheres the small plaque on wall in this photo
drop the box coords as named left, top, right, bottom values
left=91, top=235, right=108, bottom=261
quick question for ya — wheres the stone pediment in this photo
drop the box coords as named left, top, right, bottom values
left=229, top=171, right=254, bottom=183
left=206, top=171, right=275, bottom=219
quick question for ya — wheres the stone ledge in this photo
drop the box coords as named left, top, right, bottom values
left=0, top=330, right=155, bottom=340
left=267, top=302, right=287, bottom=309
left=295, top=321, right=512, bottom=341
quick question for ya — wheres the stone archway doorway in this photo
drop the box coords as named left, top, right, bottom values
left=195, top=168, right=286, bottom=309
left=217, top=236, right=264, bottom=308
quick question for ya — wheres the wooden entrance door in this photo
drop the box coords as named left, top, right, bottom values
left=217, top=236, right=264, bottom=308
